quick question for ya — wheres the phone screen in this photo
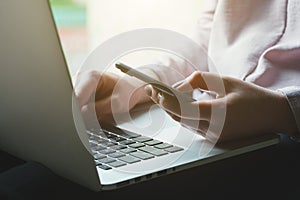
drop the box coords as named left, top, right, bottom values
left=115, top=62, right=195, bottom=102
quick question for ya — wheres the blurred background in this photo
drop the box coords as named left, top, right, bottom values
left=49, top=0, right=204, bottom=77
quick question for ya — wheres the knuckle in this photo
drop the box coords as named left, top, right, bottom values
left=221, top=75, right=234, bottom=89
left=87, top=70, right=101, bottom=79
left=221, top=75, right=232, bottom=82
left=188, top=71, right=202, bottom=86
left=191, top=71, right=202, bottom=80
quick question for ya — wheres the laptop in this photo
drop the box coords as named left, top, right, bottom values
left=0, top=0, right=279, bottom=191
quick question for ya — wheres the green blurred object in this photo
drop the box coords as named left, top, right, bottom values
left=50, top=0, right=80, bottom=7
left=49, top=0, right=86, bottom=27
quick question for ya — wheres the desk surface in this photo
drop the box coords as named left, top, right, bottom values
left=0, top=134, right=300, bottom=200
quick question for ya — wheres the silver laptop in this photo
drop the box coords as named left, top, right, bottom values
left=0, top=0, right=279, bottom=191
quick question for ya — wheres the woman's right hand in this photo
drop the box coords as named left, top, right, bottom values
left=73, top=69, right=148, bottom=122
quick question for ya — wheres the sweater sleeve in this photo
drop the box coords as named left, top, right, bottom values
left=279, top=86, right=300, bottom=141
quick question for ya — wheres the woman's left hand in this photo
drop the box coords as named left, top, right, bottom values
left=144, top=71, right=298, bottom=143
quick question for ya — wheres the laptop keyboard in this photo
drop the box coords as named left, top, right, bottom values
left=87, top=128, right=184, bottom=170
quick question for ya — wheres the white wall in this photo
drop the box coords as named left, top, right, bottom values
left=86, top=0, right=203, bottom=69
left=87, top=0, right=203, bottom=49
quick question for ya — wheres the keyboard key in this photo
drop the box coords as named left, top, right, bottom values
left=100, top=141, right=117, bottom=147
left=164, top=146, right=184, bottom=153
left=93, top=138, right=107, bottom=144
left=98, top=157, right=116, bottom=164
left=98, top=164, right=112, bottom=170
left=130, top=151, right=154, bottom=160
left=114, top=137, right=126, bottom=142
left=98, top=149, right=115, bottom=155
left=129, top=142, right=145, bottom=148
left=120, top=132, right=140, bottom=139
left=108, top=152, right=125, bottom=158
left=144, top=140, right=163, bottom=146
left=91, top=145, right=106, bottom=151
left=110, top=137, right=121, bottom=142
left=95, top=160, right=102, bottom=166
left=120, top=147, right=137, bottom=154
left=91, top=132, right=101, bottom=137
left=154, top=143, right=173, bottom=149
left=110, top=144, right=127, bottom=150
left=139, top=146, right=168, bottom=156
left=92, top=150, right=99, bottom=155
left=87, top=131, right=93, bottom=136
left=133, top=136, right=153, bottom=143
left=105, top=134, right=116, bottom=139
left=94, top=153, right=106, bottom=160
left=120, top=140, right=135, bottom=145
left=108, top=160, right=126, bottom=168
left=89, top=142, right=97, bottom=147
left=89, top=135, right=96, bottom=140
left=119, top=155, right=140, bottom=164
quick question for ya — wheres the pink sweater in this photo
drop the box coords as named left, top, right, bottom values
left=144, top=0, right=300, bottom=135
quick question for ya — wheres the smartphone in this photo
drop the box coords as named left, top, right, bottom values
left=115, top=61, right=195, bottom=102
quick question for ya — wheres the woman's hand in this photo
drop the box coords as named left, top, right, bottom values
left=145, top=71, right=298, bottom=143
left=73, top=69, right=148, bottom=122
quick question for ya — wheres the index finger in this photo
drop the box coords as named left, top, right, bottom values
left=157, top=92, right=215, bottom=121
left=74, top=70, right=101, bottom=107
left=176, top=71, right=226, bottom=97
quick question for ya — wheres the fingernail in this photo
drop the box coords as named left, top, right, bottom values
left=157, top=92, right=162, bottom=100
left=144, top=85, right=152, bottom=96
